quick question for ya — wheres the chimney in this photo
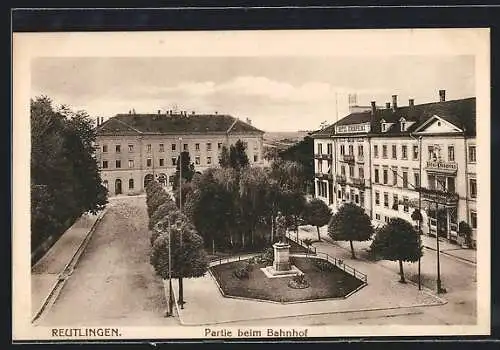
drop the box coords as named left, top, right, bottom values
left=370, top=101, right=376, bottom=116
left=385, top=102, right=391, bottom=109
left=101, top=117, right=104, bottom=124
left=129, top=110, right=131, bottom=114
left=215, top=111, right=218, bottom=115
left=439, top=89, right=446, bottom=102
left=158, top=109, right=161, bottom=115
left=409, top=98, right=414, bottom=107
left=392, top=95, right=398, bottom=111
left=96, top=117, right=100, bottom=126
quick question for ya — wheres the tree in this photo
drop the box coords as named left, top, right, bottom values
left=370, top=217, right=423, bottom=283
left=305, top=198, right=332, bottom=241
left=458, top=221, right=473, bottom=248
left=229, top=139, right=249, bottom=170
left=279, top=135, right=314, bottom=195
left=219, top=145, right=231, bottom=168
left=149, top=200, right=178, bottom=230
left=146, top=187, right=171, bottom=218
left=150, top=222, right=209, bottom=306
left=172, top=151, right=195, bottom=191
left=327, top=203, right=373, bottom=259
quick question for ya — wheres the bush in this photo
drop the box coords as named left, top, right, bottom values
left=312, top=258, right=335, bottom=272
left=288, top=273, right=309, bottom=289
left=233, top=263, right=253, bottom=279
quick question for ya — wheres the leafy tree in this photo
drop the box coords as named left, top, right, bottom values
left=150, top=221, right=209, bottom=306
left=219, top=145, right=231, bottom=168
left=370, top=217, right=423, bottom=283
left=280, top=190, right=306, bottom=239
left=146, top=187, right=171, bottom=218
left=305, top=198, right=332, bottom=241
left=327, top=203, right=373, bottom=259
left=149, top=200, right=178, bottom=230
left=229, top=139, right=249, bottom=170
left=279, top=135, right=314, bottom=194
left=458, top=221, right=473, bottom=247
left=172, top=151, right=195, bottom=191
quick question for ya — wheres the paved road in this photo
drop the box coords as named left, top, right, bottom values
left=38, top=196, right=178, bottom=326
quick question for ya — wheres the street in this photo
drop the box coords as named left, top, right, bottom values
left=37, top=196, right=177, bottom=326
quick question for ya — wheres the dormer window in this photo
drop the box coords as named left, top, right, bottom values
left=399, top=117, right=407, bottom=132
left=380, top=118, right=387, bottom=132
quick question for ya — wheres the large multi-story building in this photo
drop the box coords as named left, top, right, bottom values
left=95, top=110, right=265, bottom=196
left=312, top=91, right=477, bottom=246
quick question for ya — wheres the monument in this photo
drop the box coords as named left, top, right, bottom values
left=261, top=212, right=302, bottom=278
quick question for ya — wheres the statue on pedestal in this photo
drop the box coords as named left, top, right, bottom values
left=276, top=211, right=287, bottom=243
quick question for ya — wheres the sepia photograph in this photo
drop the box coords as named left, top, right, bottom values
left=13, top=28, right=490, bottom=340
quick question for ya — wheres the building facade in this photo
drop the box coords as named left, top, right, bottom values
left=95, top=111, right=265, bottom=196
left=312, top=91, right=477, bottom=246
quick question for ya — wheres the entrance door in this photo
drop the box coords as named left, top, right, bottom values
left=144, top=174, right=154, bottom=188
left=437, top=207, right=448, bottom=238
left=115, top=179, right=122, bottom=195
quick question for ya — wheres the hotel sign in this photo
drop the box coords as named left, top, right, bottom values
left=425, top=160, right=458, bottom=174
left=335, top=123, right=371, bottom=134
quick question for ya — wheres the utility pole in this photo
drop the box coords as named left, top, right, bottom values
left=178, top=137, right=184, bottom=308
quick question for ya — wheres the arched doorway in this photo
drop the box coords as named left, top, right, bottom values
left=115, top=179, right=122, bottom=195
left=144, top=174, right=154, bottom=188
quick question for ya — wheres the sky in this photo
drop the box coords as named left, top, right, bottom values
left=31, top=55, right=475, bottom=132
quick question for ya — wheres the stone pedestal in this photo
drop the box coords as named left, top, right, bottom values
left=273, top=242, right=291, bottom=272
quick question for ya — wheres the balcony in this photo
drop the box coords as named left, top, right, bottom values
left=417, top=187, right=459, bottom=206
left=341, top=154, right=355, bottom=164
left=350, top=177, right=366, bottom=189
left=425, top=160, right=458, bottom=174
left=315, top=172, right=333, bottom=181
left=336, top=175, right=347, bottom=185
left=314, top=153, right=333, bottom=160
left=356, top=154, right=365, bottom=163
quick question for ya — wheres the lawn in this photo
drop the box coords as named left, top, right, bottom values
left=209, top=256, right=365, bottom=303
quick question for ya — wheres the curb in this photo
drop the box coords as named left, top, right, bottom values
left=423, top=245, right=476, bottom=265
left=31, top=208, right=107, bottom=324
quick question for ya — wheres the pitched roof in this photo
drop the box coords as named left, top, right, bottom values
left=311, top=97, right=476, bottom=138
left=97, top=113, right=264, bottom=136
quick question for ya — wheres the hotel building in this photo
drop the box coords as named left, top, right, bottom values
left=95, top=110, right=264, bottom=196
left=312, top=91, right=477, bottom=246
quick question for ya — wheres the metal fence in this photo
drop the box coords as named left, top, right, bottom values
left=285, top=232, right=317, bottom=254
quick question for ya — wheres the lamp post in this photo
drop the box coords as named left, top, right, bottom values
left=177, top=137, right=185, bottom=308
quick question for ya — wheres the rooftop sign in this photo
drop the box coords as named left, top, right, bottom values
left=335, top=122, right=371, bottom=134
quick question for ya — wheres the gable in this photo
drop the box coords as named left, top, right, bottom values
left=414, top=115, right=463, bottom=134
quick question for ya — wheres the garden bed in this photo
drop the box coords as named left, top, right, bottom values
left=209, top=256, right=365, bottom=303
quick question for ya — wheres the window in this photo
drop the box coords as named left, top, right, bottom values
left=102, top=160, right=108, bottom=169
left=341, top=165, right=346, bottom=177
left=159, top=144, right=164, bottom=152
left=392, top=145, right=397, bottom=159
left=349, top=165, right=354, bottom=178
left=448, top=146, right=455, bottom=161
left=318, top=144, right=323, bottom=154
left=382, top=145, right=388, bottom=158
left=428, top=146, right=435, bottom=160
left=468, top=146, right=476, bottom=163
left=355, top=194, right=359, bottom=204
left=253, top=155, right=258, bottom=162
left=102, top=145, right=108, bottom=153
left=374, top=168, right=379, bottom=183
left=413, top=145, right=419, bottom=160
left=348, top=145, right=354, bottom=155
left=128, top=144, right=134, bottom=152
left=383, top=169, right=388, bottom=184
left=183, top=143, right=188, bottom=151
left=327, top=143, right=333, bottom=154
left=375, top=191, right=380, bottom=205
left=195, top=156, right=200, bottom=165
left=207, top=156, right=212, bottom=165
left=218, top=142, right=222, bottom=150
left=171, top=157, right=177, bottom=166
left=393, top=194, right=398, bottom=210
left=385, top=216, right=391, bottom=223
left=358, top=145, right=364, bottom=156
left=337, top=190, right=341, bottom=198
left=116, top=145, right=121, bottom=153
left=403, top=196, right=409, bottom=212
left=340, top=145, right=345, bottom=155
left=392, top=168, right=398, bottom=186
left=172, top=143, right=176, bottom=151
left=470, top=211, right=477, bottom=229
left=359, top=167, right=364, bottom=179
left=207, top=143, right=212, bottom=151
left=318, top=161, right=323, bottom=173
left=128, top=179, right=134, bottom=189
left=384, top=192, right=389, bottom=207
left=437, top=176, right=446, bottom=191
left=374, top=145, right=379, bottom=158
left=401, top=122, right=406, bottom=132
left=115, top=160, right=121, bottom=168
left=146, top=158, right=152, bottom=167
left=402, top=171, right=408, bottom=188
left=350, top=189, right=355, bottom=202
left=146, top=144, right=151, bottom=152
left=381, top=123, right=387, bottom=132
left=159, top=158, right=164, bottom=167
left=360, top=191, right=365, bottom=207
left=375, top=213, right=381, bottom=220
left=447, top=177, right=456, bottom=193
left=402, top=145, right=408, bottom=159
left=414, top=172, right=420, bottom=188
left=195, top=143, right=200, bottom=151
left=469, top=179, right=477, bottom=198
left=103, top=180, right=108, bottom=189
left=128, top=160, right=134, bottom=168
left=428, top=174, right=436, bottom=190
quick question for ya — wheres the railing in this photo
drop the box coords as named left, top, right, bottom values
left=417, top=187, right=459, bottom=205
left=425, top=160, right=458, bottom=173
left=315, top=172, right=334, bottom=181
left=315, top=251, right=368, bottom=284
left=350, top=177, right=365, bottom=188
left=342, top=154, right=355, bottom=163
left=286, top=232, right=317, bottom=254
left=336, top=175, right=347, bottom=184
left=314, top=153, right=333, bottom=160
left=356, top=154, right=364, bottom=163
left=209, top=253, right=259, bottom=267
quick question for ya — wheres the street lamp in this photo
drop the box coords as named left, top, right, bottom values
left=177, top=137, right=185, bottom=308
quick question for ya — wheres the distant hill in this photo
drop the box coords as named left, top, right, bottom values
left=263, top=131, right=311, bottom=143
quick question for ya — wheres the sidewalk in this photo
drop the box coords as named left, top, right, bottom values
left=31, top=209, right=106, bottom=321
